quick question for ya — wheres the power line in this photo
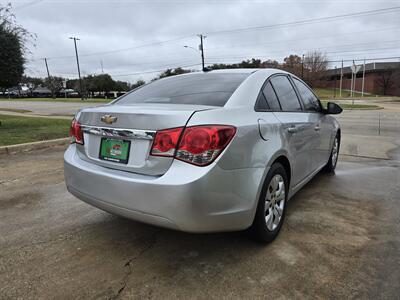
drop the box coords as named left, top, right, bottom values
left=13, top=0, right=44, bottom=10
left=206, top=26, right=400, bottom=51
left=39, top=34, right=195, bottom=61
left=108, top=63, right=202, bottom=77
left=205, top=6, right=400, bottom=36
left=30, top=6, right=400, bottom=61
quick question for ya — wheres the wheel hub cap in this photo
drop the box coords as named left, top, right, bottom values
left=332, top=137, right=338, bottom=167
left=265, top=174, right=285, bottom=231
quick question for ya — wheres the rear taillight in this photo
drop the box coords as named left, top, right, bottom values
left=69, top=119, right=84, bottom=145
left=150, top=127, right=183, bottom=157
left=150, top=125, right=236, bottom=166
left=176, top=125, right=236, bottom=166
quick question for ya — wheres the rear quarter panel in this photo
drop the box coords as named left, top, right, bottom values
left=187, top=107, right=285, bottom=171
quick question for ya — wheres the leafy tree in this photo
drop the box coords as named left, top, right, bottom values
left=208, top=58, right=264, bottom=70
left=282, top=55, right=302, bottom=77
left=66, top=78, right=79, bottom=90
left=131, top=79, right=145, bottom=90
left=44, top=76, right=64, bottom=98
left=261, top=59, right=280, bottom=69
left=0, top=4, right=34, bottom=92
left=114, top=80, right=132, bottom=92
left=93, top=74, right=114, bottom=94
left=158, top=67, right=191, bottom=79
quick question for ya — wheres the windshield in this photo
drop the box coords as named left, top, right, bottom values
left=115, top=73, right=250, bottom=107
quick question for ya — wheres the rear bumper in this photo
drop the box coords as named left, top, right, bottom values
left=64, top=144, right=265, bottom=233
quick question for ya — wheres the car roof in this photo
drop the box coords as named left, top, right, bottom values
left=208, top=68, right=287, bottom=74
left=207, top=68, right=260, bottom=74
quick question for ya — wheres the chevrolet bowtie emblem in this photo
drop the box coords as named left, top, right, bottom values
left=101, top=114, right=117, bottom=124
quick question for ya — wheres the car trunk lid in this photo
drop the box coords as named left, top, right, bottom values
left=75, top=103, right=217, bottom=175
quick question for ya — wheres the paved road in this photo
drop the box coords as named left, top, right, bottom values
left=0, top=100, right=399, bottom=137
left=336, top=110, right=400, bottom=136
left=1, top=137, right=399, bottom=299
left=0, top=100, right=101, bottom=116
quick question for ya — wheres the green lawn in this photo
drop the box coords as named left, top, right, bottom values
left=0, top=97, right=111, bottom=103
left=0, top=114, right=71, bottom=146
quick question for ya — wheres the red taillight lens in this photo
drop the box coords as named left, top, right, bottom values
left=176, top=125, right=236, bottom=166
left=150, top=125, right=236, bottom=166
left=69, top=119, right=84, bottom=145
left=150, top=127, right=184, bottom=157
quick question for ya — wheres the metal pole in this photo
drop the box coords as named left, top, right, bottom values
left=301, top=54, right=304, bottom=79
left=339, top=60, right=343, bottom=97
left=378, top=112, right=381, bottom=135
left=44, top=58, right=54, bottom=99
left=350, top=69, right=353, bottom=98
left=69, top=37, right=84, bottom=100
left=361, top=59, right=366, bottom=97
left=334, top=66, right=337, bottom=98
left=198, top=34, right=206, bottom=71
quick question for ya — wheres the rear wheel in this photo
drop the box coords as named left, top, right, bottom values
left=250, top=163, right=288, bottom=243
left=323, top=133, right=340, bottom=173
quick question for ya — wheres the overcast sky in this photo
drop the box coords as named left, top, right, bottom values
left=5, top=0, right=400, bottom=83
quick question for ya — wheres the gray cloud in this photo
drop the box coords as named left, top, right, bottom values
left=7, top=0, right=400, bottom=82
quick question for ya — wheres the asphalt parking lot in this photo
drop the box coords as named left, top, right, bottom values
left=1, top=132, right=399, bottom=298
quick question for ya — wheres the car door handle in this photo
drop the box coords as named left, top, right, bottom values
left=314, top=125, right=321, bottom=131
left=287, top=126, right=297, bottom=134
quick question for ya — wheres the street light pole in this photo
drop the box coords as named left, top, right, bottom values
left=69, top=37, right=84, bottom=100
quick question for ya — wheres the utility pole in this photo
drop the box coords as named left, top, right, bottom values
left=198, top=34, right=206, bottom=71
left=69, top=37, right=84, bottom=100
left=301, top=54, right=304, bottom=79
left=43, top=58, right=54, bottom=99
left=100, top=60, right=104, bottom=73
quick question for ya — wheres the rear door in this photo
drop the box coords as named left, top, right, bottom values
left=268, top=75, right=316, bottom=186
left=292, top=77, right=332, bottom=170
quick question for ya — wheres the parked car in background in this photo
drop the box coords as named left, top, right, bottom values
left=64, top=69, right=342, bottom=243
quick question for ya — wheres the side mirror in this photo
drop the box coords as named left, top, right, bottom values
left=325, top=102, right=343, bottom=114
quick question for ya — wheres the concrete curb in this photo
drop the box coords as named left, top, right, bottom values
left=0, top=137, right=70, bottom=156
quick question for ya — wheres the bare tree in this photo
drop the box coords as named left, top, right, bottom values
left=304, top=51, right=328, bottom=87
left=376, top=69, right=400, bottom=95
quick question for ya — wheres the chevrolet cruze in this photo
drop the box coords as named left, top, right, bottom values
left=64, top=69, right=342, bottom=242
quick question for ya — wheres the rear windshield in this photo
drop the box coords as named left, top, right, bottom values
left=115, top=73, right=250, bottom=107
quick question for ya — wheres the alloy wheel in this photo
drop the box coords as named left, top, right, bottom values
left=265, top=174, right=285, bottom=231
left=332, top=137, right=339, bottom=168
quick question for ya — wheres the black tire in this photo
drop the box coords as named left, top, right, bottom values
left=249, top=162, right=288, bottom=243
left=323, top=133, right=340, bottom=173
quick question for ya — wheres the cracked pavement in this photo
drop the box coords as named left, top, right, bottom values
left=1, top=135, right=400, bottom=298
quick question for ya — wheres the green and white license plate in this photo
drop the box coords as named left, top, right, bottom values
left=99, top=138, right=131, bottom=164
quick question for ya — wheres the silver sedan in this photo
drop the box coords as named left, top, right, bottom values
left=64, top=69, right=341, bottom=242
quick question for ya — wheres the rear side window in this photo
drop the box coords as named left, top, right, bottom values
left=255, top=92, right=269, bottom=110
left=262, top=82, right=281, bottom=110
left=293, top=78, right=321, bottom=112
left=115, top=73, right=249, bottom=107
left=270, top=76, right=302, bottom=111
